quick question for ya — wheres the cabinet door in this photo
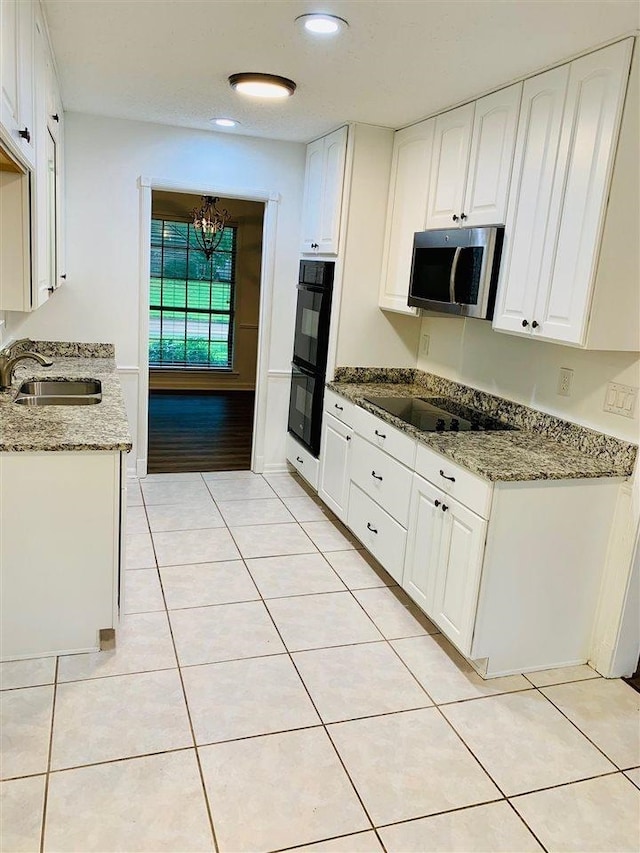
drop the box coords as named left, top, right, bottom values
left=425, top=103, right=474, bottom=229
left=492, top=65, right=570, bottom=336
left=317, top=125, right=348, bottom=254
left=300, top=137, right=323, bottom=253
left=402, top=474, right=442, bottom=615
left=378, top=120, right=434, bottom=314
left=318, top=413, right=352, bottom=521
left=1, top=0, right=35, bottom=166
left=534, top=39, right=633, bottom=345
left=33, top=10, right=53, bottom=308
left=430, top=497, right=486, bottom=655
left=463, top=83, right=522, bottom=226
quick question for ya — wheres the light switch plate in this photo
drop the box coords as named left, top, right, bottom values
left=603, top=382, right=637, bottom=418
left=420, top=333, right=430, bottom=357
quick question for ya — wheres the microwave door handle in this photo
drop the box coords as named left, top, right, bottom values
left=449, top=247, right=462, bottom=302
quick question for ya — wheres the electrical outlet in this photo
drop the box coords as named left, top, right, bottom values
left=557, top=367, right=573, bottom=397
left=420, top=333, right=430, bottom=357
left=603, top=382, right=637, bottom=418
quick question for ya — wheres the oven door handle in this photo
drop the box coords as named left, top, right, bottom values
left=291, top=360, right=317, bottom=379
left=449, top=247, right=462, bottom=303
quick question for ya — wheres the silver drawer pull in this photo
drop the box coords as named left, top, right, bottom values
left=366, top=522, right=378, bottom=534
left=439, top=470, right=455, bottom=483
left=371, top=471, right=383, bottom=481
left=374, top=429, right=386, bottom=439
left=296, top=456, right=304, bottom=464
left=335, top=403, right=344, bottom=411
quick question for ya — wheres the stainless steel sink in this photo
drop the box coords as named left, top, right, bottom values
left=18, top=379, right=102, bottom=396
left=14, top=378, right=102, bottom=406
left=14, top=395, right=102, bottom=406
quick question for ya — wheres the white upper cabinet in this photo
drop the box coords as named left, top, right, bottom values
left=301, top=125, right=348, bottom=255
left=1, top=0, right=35, bottom=167
left=378, top=119, right=435, bottom=314
left=463, top=84, right=522, bottom=226
left=425, top=84, right=521, bottom=230
left=492, top=66, right=570, bottom=336
left=425, top=103, right=474, bottom=228
left=537, top=41, right=633, bottom=345
left=300, top=137, right=323, bottom=253
left=0, top=1, right=65, bottom=313
left=494, top=39, right=635, bottom=348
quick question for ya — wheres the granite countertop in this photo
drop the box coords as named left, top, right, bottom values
left=0, top=342, right=133, bottom=453
left=327, top=370, right=637, bottom=483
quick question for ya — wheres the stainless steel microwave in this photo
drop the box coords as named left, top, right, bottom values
left=408, top=226, right=504, bottom=319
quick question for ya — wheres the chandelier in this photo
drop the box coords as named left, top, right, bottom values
left=191, top=196, right=231, bottom=260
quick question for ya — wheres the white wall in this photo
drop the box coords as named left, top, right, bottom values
left=6, top=113, right=306, bottom=470
left=418, top=315, right=640, bottom=443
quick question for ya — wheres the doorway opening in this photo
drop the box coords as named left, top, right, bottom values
left=146, top=190, right=264, bottom=473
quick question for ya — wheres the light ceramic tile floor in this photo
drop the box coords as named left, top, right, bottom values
left=2, top=469, right=639, bottom=853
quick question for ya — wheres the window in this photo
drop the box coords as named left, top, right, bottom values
left=149, top=218, right=236, bottom=368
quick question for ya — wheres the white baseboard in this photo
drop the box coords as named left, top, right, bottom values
left=263, top=462, right=290, bottom=474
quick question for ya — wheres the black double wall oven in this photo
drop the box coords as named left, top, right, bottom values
left=288, top=260, right=334, bottom=457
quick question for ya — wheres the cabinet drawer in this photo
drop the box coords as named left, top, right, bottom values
left=415, top=444, right=492, bottom=518
left=324, top=389, right=356, bottom=428
left=350, top=434, right=413, bottom=526
left=286, top=434, right=319, bottom=491
left=347, top=483, right=407, bottom=584
left=353, top=406, right=416, bottom=468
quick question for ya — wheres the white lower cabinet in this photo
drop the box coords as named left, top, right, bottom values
left=347, top=483, right=407, bottom=584
left=318, top=395, right=623, bottom=677
left=0, top=450, right=125, bottom=660
left=286, top=433, right=319, bottom=490
left=318, top=413, right=352, bottom=521
left=402, top=468, right=620, bottom=675
left=402, top=475, right=442, bottom=614
left=404, top=473, right=486, bottom=654
left=350, top=433, right=413, bottom=525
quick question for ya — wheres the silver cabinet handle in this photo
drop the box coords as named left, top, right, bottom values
left=366, top=522, right=378, bottom=534
left=449, top=246, right=462, bottom=302
left=371, top=471, right=383, bottom=481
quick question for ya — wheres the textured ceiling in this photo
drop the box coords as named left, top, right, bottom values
left=43, top=0, right=639, bottom=142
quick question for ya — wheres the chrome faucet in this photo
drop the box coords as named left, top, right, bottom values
left=0, top=351, right=53, bottom=390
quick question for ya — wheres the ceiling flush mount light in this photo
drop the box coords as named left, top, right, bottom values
left=228, top=73, right=296, bottom=99
left=212, top=118, right=239, bottom=128
left=296, top=13, right=348, bottom=35
left=191, top=196, right=231, bottom=260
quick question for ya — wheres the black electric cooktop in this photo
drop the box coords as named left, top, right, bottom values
left=363, top=396, right=517, bottom=433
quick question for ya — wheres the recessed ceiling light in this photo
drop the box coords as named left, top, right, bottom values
left=212, top=118, right=239, bottom=128
left=228, top=73, right=296, bottom=99
left=296, top=13, right=348, bottom=35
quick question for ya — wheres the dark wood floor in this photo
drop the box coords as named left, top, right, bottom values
left=147, top=390, right=255, bottom=473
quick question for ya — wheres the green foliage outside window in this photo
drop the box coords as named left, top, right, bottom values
left=149, top=219, right=236, bottom=368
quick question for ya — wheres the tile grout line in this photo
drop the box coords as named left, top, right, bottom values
left=148, top=527, right=221, bottom=853
left=227, top=520, right=386, bottom=853
left=38, top=655, right=59, bottom=853
left=529, top=684, right=624, bottom=771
